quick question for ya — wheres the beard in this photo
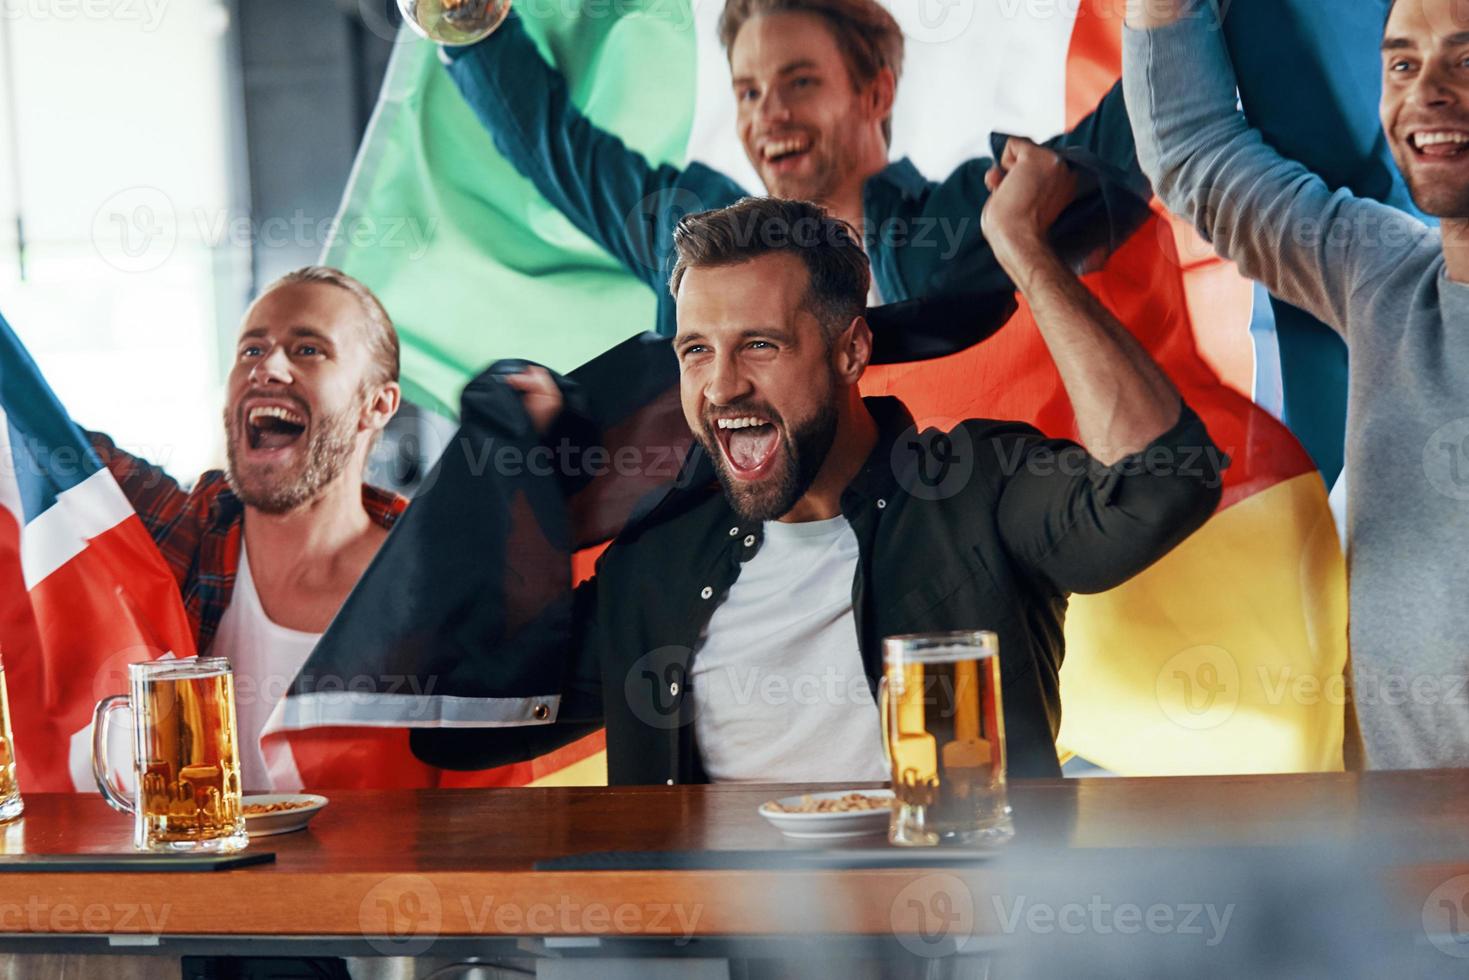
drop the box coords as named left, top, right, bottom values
left=699, top=394, right=839, bottom=523
left=1392, top=139, right=1469, bottom=217
left=224, top=396, right=360, bottom=515
left=757, top=122, right=863, bottom=205
left=1404, top=168, right=1469, bottom=219
left=762, top=148, right=842, bottom=204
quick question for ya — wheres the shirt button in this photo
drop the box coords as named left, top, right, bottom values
left=532, top=703, right=550, bottom=721
left=669, top=681, right=680, bottom=697
left=700, top=586, right=713, bottom=599
left=743, top=534, right=756, bottom=547
left=729, top=526, right=739, bottom=536
left=876, top=498, right=887, bottom=510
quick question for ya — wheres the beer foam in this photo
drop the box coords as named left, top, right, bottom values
left=883, top=638, right=998, bottom=665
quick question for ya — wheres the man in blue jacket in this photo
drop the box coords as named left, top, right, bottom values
left=440, top=0, right=1144, bottom=336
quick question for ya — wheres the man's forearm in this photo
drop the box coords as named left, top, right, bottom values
left=1125, top=0, right=1188, bottom=29
left=979, top=136, right=1179, bottom=461
left=1010, top=247, right=1180, bottom=464
left=87, top=430, right=188, bottom=537
left=1122, top=0, right=1403, bottom=335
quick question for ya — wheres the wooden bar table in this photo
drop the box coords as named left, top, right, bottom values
left=1, top=772, right=1468, bottom=974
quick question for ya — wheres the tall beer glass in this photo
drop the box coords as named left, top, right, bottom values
left=92, top=658, right=247, bottom=853
left=882, top=631, right=1013, bottom=847
left=0, top=652, right=22, bottom=823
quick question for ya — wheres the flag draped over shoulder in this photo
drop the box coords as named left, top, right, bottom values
left=328, top=0, right=1348, bottom=775
left=0, top=311, right=197, bottom=793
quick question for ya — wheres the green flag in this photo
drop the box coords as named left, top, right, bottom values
left=325, top=7, right=695, bottom=416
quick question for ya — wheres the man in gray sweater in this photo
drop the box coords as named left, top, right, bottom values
left=1124, top=0, right=1469, bottom=768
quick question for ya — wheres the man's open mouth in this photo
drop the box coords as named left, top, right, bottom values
left=245, top=404, right=308, bottom=452
left=761, top=134, right=813, bottom=170
left=713, top=414, right=781, bottom=479
left=1408, top=130, right=1469, bottom=159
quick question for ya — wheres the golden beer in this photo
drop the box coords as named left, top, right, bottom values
left=0, top=659, right=21, bottom=823
left=882, top=632, right=1013, bottom=847
left=398, top=0, right=512, bottom=45
left=93, top=658, right=247, bottom=852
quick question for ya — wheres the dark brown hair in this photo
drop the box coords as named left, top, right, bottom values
left=265, top=266, right=400, bottom=385
left=718, top=0, right=904, bottom=143
left=668, top=197, right=869, bottom=337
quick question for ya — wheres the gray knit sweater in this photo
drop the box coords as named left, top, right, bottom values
left=1125, top=5, right=1469, bottom=768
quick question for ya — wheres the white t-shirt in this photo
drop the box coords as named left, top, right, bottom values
left=211, top=541, right=321, bottom=791
left=690, top=515, right=888, bottom=783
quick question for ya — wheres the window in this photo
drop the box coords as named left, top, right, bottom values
left=0, top=1, right=242, bottom=481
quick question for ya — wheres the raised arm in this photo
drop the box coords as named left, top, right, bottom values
left=982, top=137, right=1179, bottom=462
left=1122, top=0, right=1430, bottom=337
left=1124, top=0, right=1185, bottom=29
left=441, top=11, right=746, bottom=291
left=987, top=409, right=1222, bottom=596
left=978, top=137, right=1221, bottom=592
left=87, top=431, right=197, bottom=552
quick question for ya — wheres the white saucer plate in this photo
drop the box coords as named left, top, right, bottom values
left=242, top=793, right=329, bottom=838
left=758, top=789, right=894, bottom=841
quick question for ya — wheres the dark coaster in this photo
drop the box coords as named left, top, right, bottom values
left=0, top=851, right=277, bottom=872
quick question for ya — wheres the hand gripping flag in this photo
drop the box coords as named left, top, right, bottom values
left=0, top=310, right=197, bottom=793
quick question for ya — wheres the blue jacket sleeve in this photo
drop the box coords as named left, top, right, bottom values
left=441, top=11, right=747, bottom=293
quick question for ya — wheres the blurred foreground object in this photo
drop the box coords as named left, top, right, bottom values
left=398, top=0, right=511, bottom=45
left=0, top=652, right=21, bottom=822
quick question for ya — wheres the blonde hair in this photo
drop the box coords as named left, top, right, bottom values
left=265, top=266, right=400, bottom=385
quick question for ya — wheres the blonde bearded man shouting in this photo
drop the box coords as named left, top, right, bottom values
left=88, top=265, right=403, bottom=792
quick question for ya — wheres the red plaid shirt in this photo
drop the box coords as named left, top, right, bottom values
left=89, top=433, right=407, bottom=654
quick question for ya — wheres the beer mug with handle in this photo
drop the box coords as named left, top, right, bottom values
left=92, top=657, right=248, bottom=852
left=881, top=631, right=1013, bottom=847
left=0, top=649, right=22, bottom=823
